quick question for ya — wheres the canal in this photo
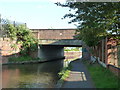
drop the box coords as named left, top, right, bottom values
left=2, top=60, right=64, bottom=88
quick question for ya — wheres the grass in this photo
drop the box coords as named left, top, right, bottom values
left=56, top=64, right=72, bottom=87
left=58, top=63, right=72, bottom=80
left=64, top=49, right=80, bottom=51
left=83, top=60, right=120, bottom=88
left=8, top=55, right=41, bottom=62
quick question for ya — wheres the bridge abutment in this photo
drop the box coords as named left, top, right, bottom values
left=38, top=45, right=64, bottom=61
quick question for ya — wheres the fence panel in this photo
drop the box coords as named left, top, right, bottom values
left=109, top=45, right=119, bottom=67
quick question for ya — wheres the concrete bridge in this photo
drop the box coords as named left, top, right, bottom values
left=31, top=29, right=90, bottom=61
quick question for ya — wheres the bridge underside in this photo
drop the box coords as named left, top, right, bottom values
left=38, top=39, right=82, bottom=61
left=39, top=39, right=82, bottom=47
left=38, top=45, right=64, bottom=60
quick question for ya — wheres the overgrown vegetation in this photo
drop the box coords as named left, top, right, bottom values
left=58, top=63, right=72, bottom=80
left=83, top=60, right=119, bottom=88
left=3, top=21, right=38, bottom=56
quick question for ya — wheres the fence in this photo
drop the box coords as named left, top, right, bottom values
left=107, top=45, right=120, bottom=76
left=87, top=37, right=120, bottom=76
left=90, top=37, right=119, bottom=68
left=108, top=45, right=119, bottom=67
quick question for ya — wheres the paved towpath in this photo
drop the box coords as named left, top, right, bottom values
left=62, top=59, right=96, bottom=88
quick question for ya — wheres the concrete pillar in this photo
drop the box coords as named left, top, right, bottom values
left=38, top=45, right=64, bottom=61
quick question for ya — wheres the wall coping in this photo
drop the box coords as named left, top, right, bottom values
left=107, top=64, right=120, bottom=70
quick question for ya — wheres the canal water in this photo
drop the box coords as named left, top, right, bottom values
left=2, top=60, right=64, bottom=88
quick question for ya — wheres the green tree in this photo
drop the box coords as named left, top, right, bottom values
left=56, top=2, right=120, bottom=46
left=3, top=23, right=17, bottom=40
left=16, top=25, right=38, bottom=55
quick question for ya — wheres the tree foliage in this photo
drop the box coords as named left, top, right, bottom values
left=3, top=23, right=38, bottom=55
left=56, top=2, right=120, bottom=46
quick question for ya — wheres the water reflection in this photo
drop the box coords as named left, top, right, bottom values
left=2, top=60, right=63, bottom=88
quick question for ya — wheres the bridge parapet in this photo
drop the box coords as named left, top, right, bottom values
left=39, top=39, right=82, bottom=46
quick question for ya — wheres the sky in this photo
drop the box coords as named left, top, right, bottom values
left=0, top=0, right=77, bottom=29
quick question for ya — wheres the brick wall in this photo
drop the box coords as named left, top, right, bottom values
left=107, top=37, right=118, bottom=67
left=64, top=51, right=82, bottom=60
left=31, top=29, right=76, bottom=39
left=85, top=36, right=120, bottom=76
left=0, top=38, right=21, bottom=63
left=107, top=64, right=120, bottom=77
left=91, top=37, right=119, bottom=67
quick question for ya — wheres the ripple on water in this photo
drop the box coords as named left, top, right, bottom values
left=18, top=82, right=51, bottom=88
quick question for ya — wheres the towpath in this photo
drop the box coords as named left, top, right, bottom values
left=62, top=59, right=95, bottom=88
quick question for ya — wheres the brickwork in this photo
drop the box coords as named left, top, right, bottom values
left=0, top=38, right=21, bottom=63
left=89, top=36, right=120, bottom=76
left=90, top=37, right=119, bottom=67
left=64, top=51, right=82, bottom=60
left=31, top=29, right=76, bottom=39
left=107, top=64, right=120, bottom=77
left=107, top=38, right=118, bottom=66
left=32, top=32, right=39, bottom=39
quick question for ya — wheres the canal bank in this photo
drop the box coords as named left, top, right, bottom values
left=2, top=57, right=65, bottom=65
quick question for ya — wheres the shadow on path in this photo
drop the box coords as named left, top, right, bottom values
left=62, top=59, right=96, bottom=88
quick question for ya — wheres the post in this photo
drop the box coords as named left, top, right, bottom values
left=25, top=23, right=27, bottom=28
left=0, top=14, right=2, bottom=37
left=13, top=21, right=15, bottom=27
left=102, top=39, right=104, bottom=63
left=105, top=37, right=108, bottom=64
